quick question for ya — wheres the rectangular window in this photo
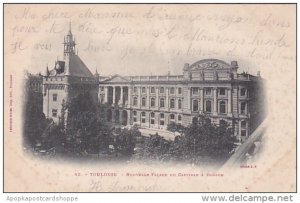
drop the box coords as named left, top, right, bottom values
left=219, top=101, right=226, bottom=114
left=192, top=88, right=199, bottom=95
left=241, top=129, right=247, bottom=137
left=133, top=87, right=137, bottom=93
left=205, top=100, right=212, bottom=112
left=53, top=93, right=57, bottom=101
left=219, top=88, right=226, bottom=96
left=205, top=88, right=212, bottom=95
left=178, top=99, right=182, bottom=109
left=133, top=117, right=137, bottom=122
left=241, top=102, right=247, bottom=114
left=142, top=87, right=146, bottom=94
left=170, top=99, right=175, bottom=108
left=160, top=120, right=164, bottom=125
left=160, top=98, right=165, bottom=108
left=151, top=119, right=155, bottom=124
left=178, top=88, right=182, bottom=94
left=151, top=98, right=155, bottom=107
left=52, top=109, right=57, bottom=117
left=133, top=97, right=138, bottom=106
left=142, top=118, right=146, bottom=123
left=141, top=98, right=146, bottom=106
left=193, top=100, right=199, bottom=112
left=240, top=88, right=247, bottom=97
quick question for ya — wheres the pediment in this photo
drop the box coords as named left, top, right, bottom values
left=189, top=59, right=231, bottom=71
left=104, top=74, right=130, bottom=83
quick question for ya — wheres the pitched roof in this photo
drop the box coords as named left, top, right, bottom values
left=66, top=55, right=94, bottom=78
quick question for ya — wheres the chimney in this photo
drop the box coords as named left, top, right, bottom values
left=231, top=61, right=238, bottom=79
left=257, top=71, right=261, bottom=77
left=231, top=61, right=238, bottom=68
left=183, top=63, right=189, bottom=70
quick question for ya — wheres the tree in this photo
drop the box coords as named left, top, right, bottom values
left=112, top=127, right=140, bottom=157
left=167, top=122, right=186, bottom=133
left=179, top=115, right=236, bottom=164
left=23, top=75, right=47, bottom=149
left=64, top=92, right=110, bottom=156
left=133, top=133, right=172, bottom=162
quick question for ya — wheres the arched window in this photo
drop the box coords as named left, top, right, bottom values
left=142, top=87, right=146, bottom=93
left=151, top=112, right=155, bottom=117
left=133, top=87, right=137, bottom=93
left=160, top=98, right=165, bottom=108
left=133, top=97, right=138, bottom=106
left=178, top=99, right=182, bottom=109
left=178, top=115, right=182, bottom=121
left=141, top=97, right=146, bottom=106
left=205, top=100, right=212, bottom=112
left=150, top=87, right=155, bottom=93
left=219, top=101, right=226, bottom=114
left=151, top=98, right=155, bottom=107
left=193, top=99, right=199, bottom=112
left=170, top=114, right=175, bottom=120
left=170, top=87, right=175, bottom=94
left=160, top=87, right=164, bottom=93
left=170, top=98, right=175, bottom=108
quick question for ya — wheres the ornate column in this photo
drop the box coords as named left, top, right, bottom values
left=156, top=87, right=159, bottom=110
left=147, top=86, right=150, bottom=109
left=187, top=87, right=191, bottom=111
left=120, top=86, right=123, bottom=105
left=200, top=88, right=204, bottom=113
left=128, top=86, right=131, bottom=107
left=138, top=86, right=141, bottom=108
left=104, top=86, right=108, bottom=103
left=166, top=87, right=169, bottom=110
left=127, top=110, right=131, bottom=125
left=112, top=86, right=116, bottom=105
left=228, top=88, right=232, bottom=116
left=213, top=88, right=218, bottom=115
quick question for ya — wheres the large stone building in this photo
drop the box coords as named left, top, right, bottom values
left=43, top=28, right=266, bottom=142
left=98, top=60, right=266, bottom=142
left=42, top=25, right=98, bottom=123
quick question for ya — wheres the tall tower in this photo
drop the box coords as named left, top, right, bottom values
left=43, top=23, right=97, bottom=124
left=63, top=22, right=76, bottom=59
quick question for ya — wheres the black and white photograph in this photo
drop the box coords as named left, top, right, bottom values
left=3, top=3, right=296, bottom=193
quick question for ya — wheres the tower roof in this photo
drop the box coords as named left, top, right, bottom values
left=66, top=55, right=94, bottom=78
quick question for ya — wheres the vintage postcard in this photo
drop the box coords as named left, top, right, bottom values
left=3, top=4, right=296, bottom=192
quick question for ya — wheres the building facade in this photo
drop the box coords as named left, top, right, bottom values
left=43, top=28, right=266, bottom=142
left=98, top=60, right=266, bottom=142
left=42, top=26, right=98, bottom=123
